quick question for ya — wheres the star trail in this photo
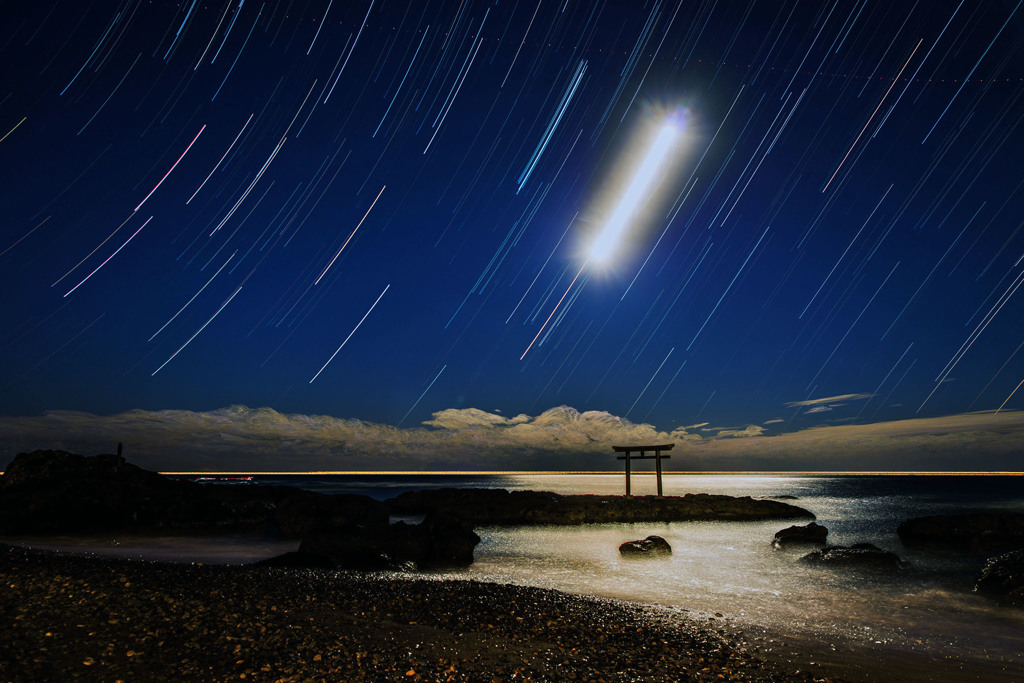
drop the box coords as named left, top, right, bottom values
left=2, top=0, right=1024, bottom=442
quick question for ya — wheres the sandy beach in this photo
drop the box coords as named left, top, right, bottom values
left=0, top=542, right=847, bottom=682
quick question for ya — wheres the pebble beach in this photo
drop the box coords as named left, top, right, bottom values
left=1, top=543, right=840, bottom=682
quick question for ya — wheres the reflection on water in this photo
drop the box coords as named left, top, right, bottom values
left=8, top=473, right=1024, bottom=677
left=436, top=474, right=1024, bottom=675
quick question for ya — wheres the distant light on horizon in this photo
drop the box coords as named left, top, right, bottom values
left=589, top=120, right=682, bottom=263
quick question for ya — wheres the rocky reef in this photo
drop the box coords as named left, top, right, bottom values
left=387, top=487, right=814, bottom=526
left=897, top=512, right=1024, bottom=553
left=0, top=449, right=387, bottom=537
left=1, top=449, right=812, bottom=571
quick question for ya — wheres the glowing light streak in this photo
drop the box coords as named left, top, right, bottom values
left=187, top=114, right=253, bottom=203
left=152, top=286, right=243, bottom=375
left=324, top=0, right=375, bottom=103
left=823, top=40, right=921, bottom=192
left=60, top=11, right=122, bottom=96
left=918, top=267, right=1024, bottom=412
left=374, top=26, right=430, bottom=137
left=881, top=202, right=985, bottom=340
left=77, top=52, right=140, bottom=135
left=516, top=59, right=586, bottom=192
left=590, top=121, right=681, bottom=263
left=922, top=0, right=1021, bottom=144
left=307, top=0, right=332, bottom=55
left=520, top=264, right=586, bottom=360
left=212, top=3, right=262, bottom=101
left=0, top=216, right=49, bottom=258
left=150, top=252, right=235, bottom=341
left=194, top=0, right=233, bottom=68
left=687, top=226, right=769, bottom=351
left=314, top=185, right=385, bottom=285
left=626, top=347, right=674, bottom=417
left=164, top=0, right=199, bottom=60
left=135, top=125, right=206, bottom=212
left=398, top=364, right=446, bottom=426
left=501, top=0, right=541, bottom=88
left=64, top=216, right=153, bottom=297
left=0, top=116, right=27, bottom=143
left=210, top=135, right=286, bottom=235
left=309, top=284, right=390, bottom=383
left=996, top=375, right=1024, bottom=414
left=210, top=0, right=244, bottom=64
left=424, top=13, right=488, bottom=155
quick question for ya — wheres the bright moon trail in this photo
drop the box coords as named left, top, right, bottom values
left=522, top=116, right=684, bottom=360
left=590, top=119, right=682, bottom=262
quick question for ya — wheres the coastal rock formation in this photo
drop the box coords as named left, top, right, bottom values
left=897, top=513, right=1024, bottom=552
left=388, top=488, right=814, bottom=526
left=800, top=543, right=908, bottom=571
left=772, top=522, right=828, bottom=548
left=619, top=535, right=672, bottom=556
left=0, top=449, right=387, bottom=536
left=298, top=515, right=480, bottom=569
left=974, top=549, right=1024, bottom=598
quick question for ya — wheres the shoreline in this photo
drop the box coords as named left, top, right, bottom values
left=1, top=542, right=838, bottom=682
left=4, top=544, right=1017, bottom=682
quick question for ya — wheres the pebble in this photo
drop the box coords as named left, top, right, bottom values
left=0, top=543, right=837, bottom=682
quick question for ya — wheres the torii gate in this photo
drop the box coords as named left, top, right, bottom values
left=614, top=444, right=674, bottom=496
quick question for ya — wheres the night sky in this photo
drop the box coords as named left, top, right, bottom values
left=3, top=0, right=1024, bottom=445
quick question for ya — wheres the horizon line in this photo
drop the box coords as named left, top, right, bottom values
left=154, top=470, right=1024, bottom=476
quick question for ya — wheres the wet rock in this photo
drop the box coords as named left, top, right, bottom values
left=974, top=549, right=1024, bottom=599
left=800, top=543, right=908, bottom=571
left=897, top=513, right=1024, bottom=553
left=298, top=515, right=480, bottom=570
left=772, top=522, right=828, bottom=548
left=619, top=535, right=672, bottom=556
left=388, top=488, right=813, bottom=526
left=0, top=449, right=388, bottom=537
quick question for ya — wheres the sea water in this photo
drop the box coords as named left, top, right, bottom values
left=261, top=473, right=1024, bottom=678
left=9, top=473, right=1024, bottom=678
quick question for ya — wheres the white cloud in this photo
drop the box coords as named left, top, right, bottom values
left=1, top=405, right=1021, bottom=472
left=784, top=393, right=874, bottom=408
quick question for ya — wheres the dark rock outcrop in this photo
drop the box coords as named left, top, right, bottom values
left=897, top=513, right=1024, bottom=553
left=974, top=549, right=1024, bottom=598
left=388, top=488, right=813, bottom=526
left=254, top=550, right=337, bottom=570
left=298, top=514, right=480, bottom=570
left=0, top=449, right=387, bottom=537
left=772, top=522, right=828, bottom=548
left=619, top=535, right=672, bottom=556
left=800, top=543, right=908, bottom=571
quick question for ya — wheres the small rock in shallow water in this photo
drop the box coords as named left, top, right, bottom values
left=772, top=522, right=828, bottom=548
left=800, top=543, right=907, bottom=571
left=619, top=535, right=672, bottom=556
left=974, top=548, right=1024, bottom=598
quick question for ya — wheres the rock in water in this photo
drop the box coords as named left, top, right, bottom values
left=772, top=522, right=828, bottom=548
left=897, top=513, right=1024, bottom=552
left=974, top=549, right=1024, bottom=599
left=619, top=535, right=672, bottom=556
left=800, top=543, right=908, bottom=571
left=299, top=514, right=481, bottom=570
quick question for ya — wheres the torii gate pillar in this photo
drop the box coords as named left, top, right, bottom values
left=613, top=444, right=674, bottom=496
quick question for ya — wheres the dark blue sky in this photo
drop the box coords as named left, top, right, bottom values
left=2, top=0, right=1024, bottom=435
